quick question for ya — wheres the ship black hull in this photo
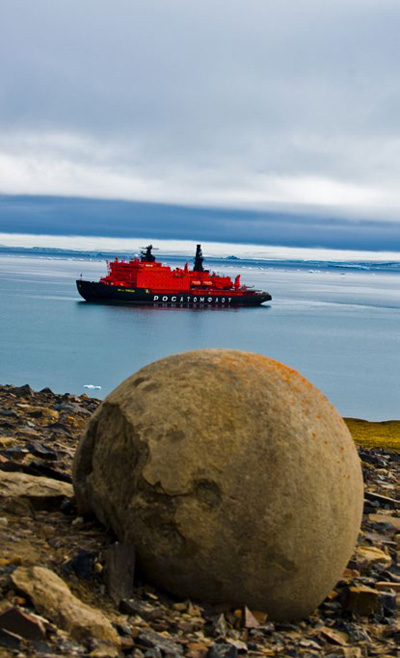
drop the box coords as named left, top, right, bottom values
left=76, top=280, right=271, bottom=307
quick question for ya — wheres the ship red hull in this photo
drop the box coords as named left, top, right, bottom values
left=77, top=280, right=271, bottom=307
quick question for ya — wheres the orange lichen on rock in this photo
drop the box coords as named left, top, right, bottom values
left=73, top=349, right=364, bottom=621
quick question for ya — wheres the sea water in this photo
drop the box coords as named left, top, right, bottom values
left=0, top=252, right=399, bottom=420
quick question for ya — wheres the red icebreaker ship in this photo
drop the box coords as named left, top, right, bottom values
left=76, top=244, right=272, bottom=307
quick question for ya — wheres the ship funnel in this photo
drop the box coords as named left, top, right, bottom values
left=193, top=244, right=204, bottom=272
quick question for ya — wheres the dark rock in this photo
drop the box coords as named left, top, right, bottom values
left=384, top=565, right=400, bottom=582
left=370, top=521, right=398, bottom=534
left=0, top=606, right=46, bottom=640
left=378, top=590, right=397, bottom=617
left=333, top=622, right=371, bottom=644
left=319, top=601, right=342, bottom=614
left=26, top=461, right=73, bottom=483
left=3, top=446, right=29, bottom=459
left=64, top=548, right=98, bottom=580
left=144, top=649, right=162, bottom=658
left=363, top=501, right=379, bottom=514
left=137, top=629, right=183, bottom=656
left=115, top=622, right=132, bottom=637
left=29, top=640, right=53, bottom=653
left=27, top=409, right=43, bottom=418
left=12, top=384, right=34, bottom=397
left=275, top=622, right=301, bottom=632
left=54, top=403, right=76, bottom=412
left=0, top=408, right=18, bottom=418
left=364, top=491, right=400, bottom=510
left=120, top=599, right=163, bottom=620
left=47, top=537, right=65, bottom=549
left=106, top=541, right=136, bottom=605
left=27, top=441, right=58, bottom=461
left=213, top=614, right=227, bottom=637
left=47, top=422, right=72, bottom=434
left=0, top=627, right=21, bottom=649
left=40, top=387, right=54, bottom=395
left=246, top=643, right=259, bottom=652
left=18, top=425, right=39, bottom=437
left=0, top=420, right=14, bottom=430
left=0, top=459, right=64, bottom=480
left=60, top=497, right=77, bottom=515
left=359, top=449, right=389, bottom=469
left=54, top=402, right=91, bottom=415
left=208, top=644, right=238, bottom=658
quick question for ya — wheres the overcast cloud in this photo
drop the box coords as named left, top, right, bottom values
left=2, top=0, right=400, bottom=226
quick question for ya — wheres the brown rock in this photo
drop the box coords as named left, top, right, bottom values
left=0, top=437, right=14, bottom=448
left=250, top=610, right=268, bottom=625
left=368, top=513, right=400, bottom=531
left=326, top=649, right=362, bottom=658
left=375, top=581, right=400, bottom=591
left=105, top=541, right=136, bottom=605
left=73, top=349, right=364, bottom=620
left=355, top=545, right=392, bottom=570
left=345, top=586, right=379, bottom=616
left=186, top=642, right=208, bottom=658
left=317, top=626, right=348, bottom=645
left=18, top=405, right=59, bottom=423
left=0, top=471, right=73, bottom=512
left=11, top=565, right=120, bottom=648
left=342, top=567, right=361, bottom=581
left=241, top=607, right=260, bottom=629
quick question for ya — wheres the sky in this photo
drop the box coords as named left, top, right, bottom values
left=1, top=0, right=400, bottom=248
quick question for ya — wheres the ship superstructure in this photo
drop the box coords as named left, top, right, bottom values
left=76, top=244, right=271, bottom=307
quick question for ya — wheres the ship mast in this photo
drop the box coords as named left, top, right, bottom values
left=141, top=245, right=156, bottom=262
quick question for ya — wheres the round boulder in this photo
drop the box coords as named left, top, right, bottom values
left=73, top=349, right=363, bottom=620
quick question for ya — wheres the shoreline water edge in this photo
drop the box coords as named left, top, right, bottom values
left=1, top=382, right=399, bottom=449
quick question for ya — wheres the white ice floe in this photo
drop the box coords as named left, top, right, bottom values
left=1, top=233, right=400, bottom=263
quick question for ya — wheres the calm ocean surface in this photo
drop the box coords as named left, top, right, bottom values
left=0, top=253, right=399, bottom=420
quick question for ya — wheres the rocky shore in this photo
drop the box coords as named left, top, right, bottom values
left=1, top=383, right=400, bottom=657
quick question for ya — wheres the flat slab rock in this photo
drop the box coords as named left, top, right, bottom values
left=0, top=471, right=73, bottom=511
left=0, top=606, right=47, bottom=641
left=137, top=628, right=183, bottom=656
left=11, top=565, right=120, bottom=650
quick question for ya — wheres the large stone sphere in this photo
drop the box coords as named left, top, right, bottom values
left=73, top=349, right=363, bottom=620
